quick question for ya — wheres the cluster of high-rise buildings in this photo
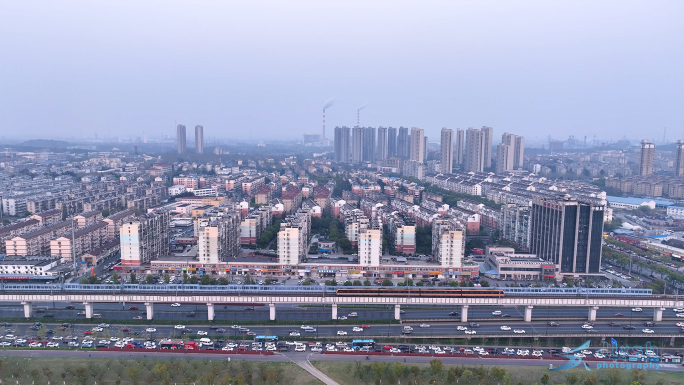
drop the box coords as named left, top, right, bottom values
left=334, top=125, right=525, bottom=177
left=176, top=124, right=205, bottom=154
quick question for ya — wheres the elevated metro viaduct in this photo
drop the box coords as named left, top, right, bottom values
left=3, top=293, right=682, bottom=323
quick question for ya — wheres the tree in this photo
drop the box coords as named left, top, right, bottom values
left=302, top=278, right=311, bottom=286
left=428, top=359, right=443, bottom=374
left=344, top=281, right=353, bottom=286
left=75, top=366, right=88, bottom=385
left=81, top=277, right=89, bottom=284
left=200, top=274, right=213, bottom=285
left=130, top=272, right=138, bottom=284
left=603, top=369, right=622, bottom=385
left=128, top=365, right=142, bottom=385
left=163, top=273, right=170, bottom=284
left=353, top=280, right=362, bottom=286
left=565, top=373, right=580, bottom=385
left=189, top=275, right=198, bottom=284
left=540, top=373, right=550, bottom=385
left=582, top=375, right=599, bottom=385
left=145, top=274, right=154, bottom=284
left=381, top=279, right=393, bottom=286
left=101, top=209, right=110, bottom=217
left=479, top=279, right=490, bottom=287
left=217, top=277, right=228, bottom=285
left=112, top=271, right=120, bottom=284
left=363, top=279, right=371, bottom=286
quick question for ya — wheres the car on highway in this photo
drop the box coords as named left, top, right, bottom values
left=581, top=324, right=593, bottom=329
left=338, top=316, right=347, bottom=320
left=65, top=305, right=75, bottom=309
left=513, top=329, right=525, bottom=334
left=145, top=328, right=157, bottom=333
left=352, top=327, right=363, bottom=332
left=129, top=306, right=138, bottom=310
left=46, top=342, right=59, bottom=348
left=120, top=327, right=131, bottom=332
left=491, top=311, right=502, bottom=316
left=456, top=326, right=468, bottom=331
left=632, top=307, right=642, bottom=312
left=642, top=329, right=654, bottom=334
left=548, top=322, right=560, bottom=327
left=532, top=350, right=543, bottom=357
left=133, top=316, right=143, bottom=320
left=360, top=324, right=370, bottom=329
left=171, top=303, right=181, bottom=307
left=469, top=322, right=480, bottom=328
left=465, top=330, right=476, bottom=335
left=303, top=327, right=316, bottom=333
left=608, top=322, right=621, bottom=327
left=614, top=313, right=625, bottom=317
left=174, top=325, right=185, bottom=329
left=348, top=312, right=358, bottom=317
left=419, top=323, right=430, bottom=328
left=677, top=313, right=684, bottom=318
left=644, top=321, right=656, bottom=327
left=623, top=325, right=636, bottom=330
left=574, top=353, right=585, bottom=358
left=674, top=308, right=684, bottom=312
left=502, top=314, right=512, bottom=318
left=448, top=311, right=459, bottom=316
left=197, top=331, right=208, bottom=336
left=29, top=342, right=42, bottom=348
left=500, top=326, right=511, bottom=331
left=677, top=322, right=684, bottom=327
left=337, top=331, right=347, bottom=336
left=289, top=331, right=300, bottom=337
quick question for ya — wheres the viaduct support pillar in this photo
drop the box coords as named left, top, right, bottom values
left=588, top=306, right=598, bottom=322
left=524, top=305, right=533, bottom=322
left=269, top=303, right=276, bottom=321
left=207, top=303, right=215, bottom=321
left=145, top=302, right=154, bottom=320
left=461, top=305, right=469, bottom=323
left=394, top=304, right=401, bottom=320
left=331, top=304, right=337, bottom=320
left=21, top=302, right=32, bottom=318
left=83, top=302, right=93, bottom=319
left=654, top=307, right=665, bottom=322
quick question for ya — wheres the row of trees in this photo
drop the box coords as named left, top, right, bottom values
left=257, top=220, right=282, bottom=249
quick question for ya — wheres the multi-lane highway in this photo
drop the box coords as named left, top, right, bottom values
left=1, top=301, right=682, bottom=322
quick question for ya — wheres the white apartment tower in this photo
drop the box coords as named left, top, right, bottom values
left=358, top=222, right=382, bottom=267
left=409, top=127, right=425, bottom=163
left=440, top=128, right=453, bottom=174
left=432, top=218, right=464, bottom=268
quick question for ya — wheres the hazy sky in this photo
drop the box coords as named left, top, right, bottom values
left=1, top=1, right=683, bottom=144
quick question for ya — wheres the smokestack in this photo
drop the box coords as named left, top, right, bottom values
left=357, top=104, right=367, bottom=127
left=323, top=109, right=326, bottom=139
left=322, top=98, right=335, bottom=140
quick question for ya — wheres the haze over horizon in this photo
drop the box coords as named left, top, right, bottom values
left=1, top=1, right=683, bottom=143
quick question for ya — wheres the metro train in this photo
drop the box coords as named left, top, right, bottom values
left=0, top=283, right=653, bottom=297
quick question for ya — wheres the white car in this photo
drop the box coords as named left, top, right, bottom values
left=222, top=346, right=235, bottom=351
left=289, top=331, right=300, bottom=337
left=632, top=307, right=642, bottom=312
left=517, top=349, right=529, bottom=356
left=46, top=342, right=60, bottom=348
left=677, top=313, right=684, bottom=318
left=295, top=345, right=306, bottom=352
left=456, top=326, right=468, bottom=331
left=338, top=316, right=347, bottom=320
left=0, top=342, right=11, bottom=347
left=109, top=337, right=119, bottom=341
left=581, top=349, right=593, bottom=355
left=594, top=353, right=605, bottom=358
left=677, top=322, right=684, bottom=327
left=582, top=324, right=593, bottom=329
left=642, top=329, right=654, bottom=334
left=532, top=350, right=543, bottom=357
left=174, top=325, right=185, bottom=329
left=4, top=335, right=16, bottom=340
left=29, top=342, right=43, bottom=348
left=491, top=310, right=502, bottom=316
left=465, top=330, right=477, bottom=335
left=300, top=325, right=310, bottom=329
left=146, top=328, right=157, bottom=333
left=673, top=308, right=684, bottom=312
left=114, top=341, right=126, bottom=348
left=171, top=303, right=181, bottom=307
left=513, top=329, right=525, bottom=334
left=92, top=327, right=103, bottom=332
left=500, top=326, right=511, bottom=331
left=574, top=353, right=586, bottom=358
left=337, top=330, right=347, bottom=336
left=310, top=347, right=322, bottom=352
left=98, top=340, right=111, bottom=345
left=265, top=345, right=276, bottom=351
left=197, top=331, right=208, bottom=336
left=52, top=336, right=64, bottom=341
left=419, top=323, right=430, bottom=328
left=352, top=327, right=363, bottom=332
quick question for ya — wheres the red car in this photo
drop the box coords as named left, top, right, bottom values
left=614, top=313, right=625, bottom=317
left=120, top=328, right=131, bottom=332
left=360, top=324, right=371, bottom=329
left=84, top=330, right=93, bottom=335
left=129, top=306, right=138, bottom=310
left=382, top=345, right=392, bottom=350
left=58, top=327, right=68, bottom=331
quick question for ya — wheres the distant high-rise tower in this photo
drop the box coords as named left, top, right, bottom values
left=334, top=126, right=351, bottom=163
left=397, top=127, right=409, bottom=158
left=423, top=136, right=428, bottom=162
left=676, top=140, right=684, bottom=177
left=195, top=125, right=204, bottom=154
left=465, top=127, right=485, bottom=172
left=440, top=128, right=453, bottom=174
left=481, top=126, right=493, bottom=168
left=409, top=127, right=425, bottom=163
left=387, top=127, right=397, bottom=158
left=502, top=132, right=525, bottom=170
left=377, top=127, right=388, bottom=162
left=362, top=127, right=376, bottom=162
left=496, top=142, right=514, bottom=173
left=352, top=126, right=364, bottom=164
left=640, top=140, right=655, bottom=176
left=455, top=129, right=464, bottom=165
left=176, top=124, right=186, bottom=154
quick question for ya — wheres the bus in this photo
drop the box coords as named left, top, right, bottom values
left=254, top=335, right=278, bottom=343
left=352, top=339, right=376, bottom=350
left=160, top=340, right=184, bottom=350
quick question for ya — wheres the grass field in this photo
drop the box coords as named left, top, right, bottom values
left=0, top=356, right=322, bottom=385
left=313, top=360, right=684, bottom=385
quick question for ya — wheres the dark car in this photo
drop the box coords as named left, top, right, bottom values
left=645, top=321, right=656, bottom=327
left=216, top=328, right=227, bottom=333
left=43, top=314, right=54, bottom=318
left=210, top=325, right=219, bottom=330
left=448, top=312, right=459, bottom=316
left=586, top=329, right=598, bottom=333
left=624, top=325, right=636, bottom=330
left=129, top=306, right=139, bottom=310
left=548, top=322, right=560, bottom=327
left=29, top=325, right=40, bottom=331
left=469, top=322, right=480, bottom=328
left=278, top=346, right=290, bottom=352
left=65, top=306, right=75, bottom=310
left=608, top=322, right=621, bottom=327
left=181, top=329, right=193, bottom=334
left=502, top=314, right=512, bottom=318
left=62, top=323, right=71, bottom=327
left=614, top=313, right=625, bottom=317
left=2, top=322, right=12, bottom=327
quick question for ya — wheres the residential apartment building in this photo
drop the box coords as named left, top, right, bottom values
left=277, top=211, right=310, bottom=265
left=640, top=140, right=655, bottom=176
left=334, top=126, right=351, bottom=163
left=119, top=210, right=170, bottom=266
left=432, top=217, right=464, bottom=268
left=440, top=128, right=453, bottom=174
left=358, top=221, right=382, bottom=267
left=197, top=211, right=241, bottom=264
left=409, top=127, right=425, bottom=163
